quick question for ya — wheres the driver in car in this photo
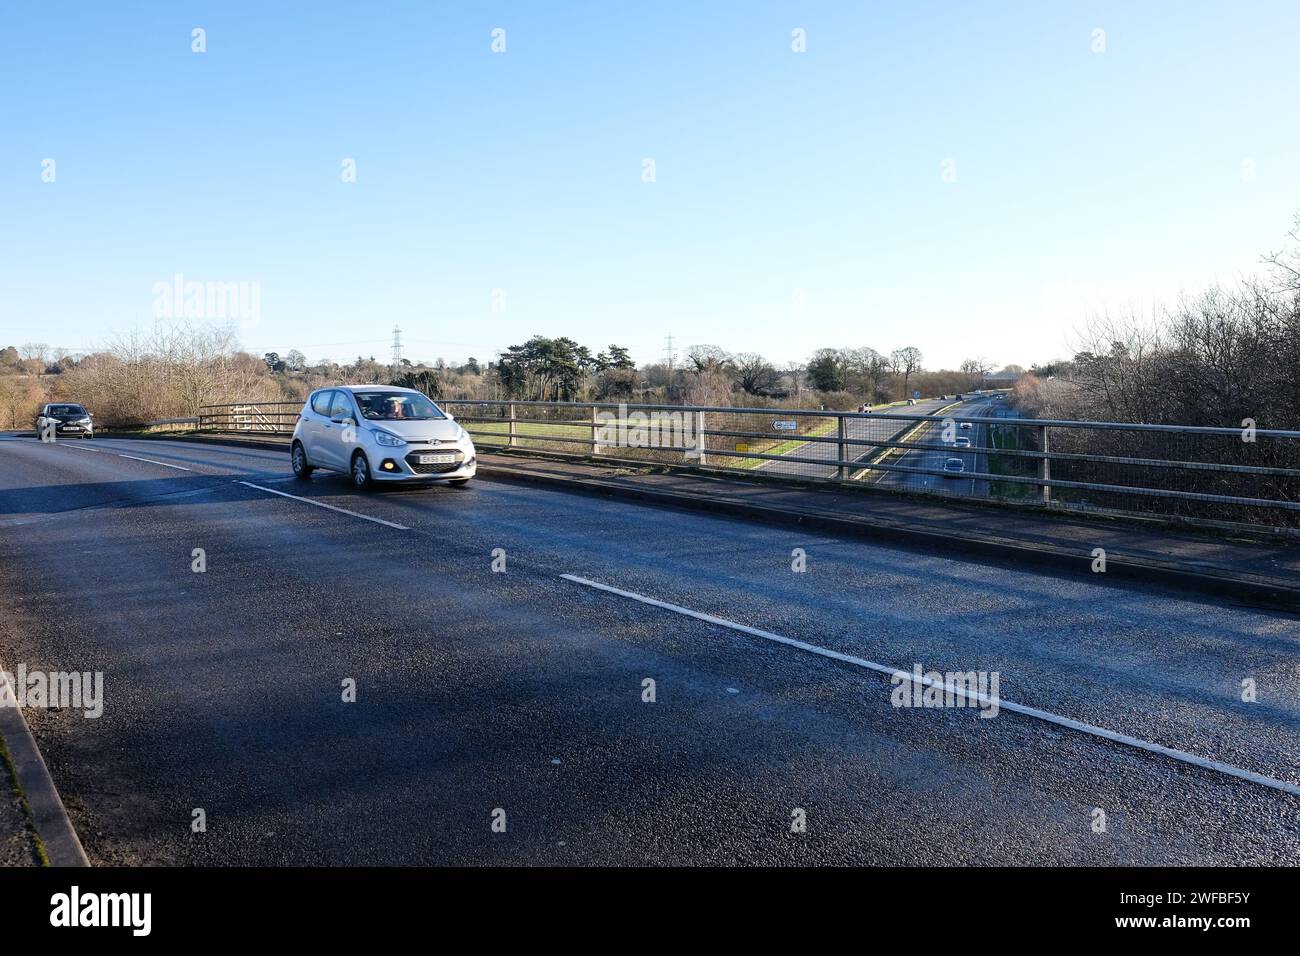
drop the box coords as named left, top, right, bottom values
left=386, top=398, right=406, bottom=419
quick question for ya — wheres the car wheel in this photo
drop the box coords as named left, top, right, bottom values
left=351, top=451, right=373, bottom=491
left=291, top=441, right=314, bottom=479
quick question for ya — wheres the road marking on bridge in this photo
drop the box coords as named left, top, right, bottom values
left=116, top=454, right=192, bottom=471
left=236, top=481, right=410, bottom=530
left=561, top=573, right=1300, bottom=800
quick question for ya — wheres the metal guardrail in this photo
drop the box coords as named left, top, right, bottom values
left=440, top=399, right=1300, bottom=533
left=185, top=397, right=1300, bottom=532
left=197, top=402, right=301, bottom=433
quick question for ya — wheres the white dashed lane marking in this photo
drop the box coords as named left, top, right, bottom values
left=561, top=573, right=1300, bottom=800
left=236, top=481, right=410, bottom=530
left=59, top=443, right=193, bottom=471
left=116, top=454, right=192, bottom=471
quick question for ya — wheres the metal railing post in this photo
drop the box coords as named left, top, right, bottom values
left=837, top=414, right=849, bottom=480
left=592, top=406, right=602, bottom=455
left=696, top=410, right=707, bottom=466
left=1040, top=424, right=1051, bottom=504
left=507, top=404, right=517, bottom=448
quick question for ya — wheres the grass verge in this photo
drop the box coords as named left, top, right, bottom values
left=732, top=419, right=839, bottom=469
left=987, top=425, right=1041, bottom=500
left=0, top=733, right=51, bottom=867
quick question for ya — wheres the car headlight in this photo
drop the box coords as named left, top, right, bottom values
left=372, top=429, right=406, bottom=447
left=78, top=418, right=92, bottom=425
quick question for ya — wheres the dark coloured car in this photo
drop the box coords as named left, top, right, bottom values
left=35, top=403, right=94, bottom=439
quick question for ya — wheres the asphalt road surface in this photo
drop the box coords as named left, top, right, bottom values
left=756, top=397, right=956, bottom=480
left=1, top=433, right=1298, bottom=865
left=874, top=395, right=1004, bottom=495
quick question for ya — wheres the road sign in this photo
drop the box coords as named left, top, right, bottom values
left=772, top=420, right=797, bottom=431
left=913, top=390, right=921, bottom=399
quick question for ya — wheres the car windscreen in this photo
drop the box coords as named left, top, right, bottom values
left=353, top=392, right=445, bottom=421
left=48, top=405, right=85, bottom=416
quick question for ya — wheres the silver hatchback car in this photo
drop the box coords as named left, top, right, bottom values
left=291, top=386, right=476, bottom=490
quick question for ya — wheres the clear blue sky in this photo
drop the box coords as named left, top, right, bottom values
left=2, top=1, right=1298, bottom=370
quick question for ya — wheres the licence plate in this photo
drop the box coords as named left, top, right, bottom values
left=418, top=453, right=456, bottom=464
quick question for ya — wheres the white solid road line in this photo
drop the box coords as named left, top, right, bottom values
left=117, top=454, right=192, bottom=471
left=56, top=441, right=200, bottom=473
left=561, top=573, right=1300, bottom=800
left=236, top=481, right=410, bottom=530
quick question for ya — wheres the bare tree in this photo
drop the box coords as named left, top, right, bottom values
left=686, top=345, right=732, bottom=374
left=1261, top=212, right=1300, bottom=293
left=783, top=362, right=805, bottom=399
left=958, top=357, right=995, bottom=389
left=19, top=343, right=51, bottom=374
left=846, top=347, right=891, bottom=400
left=682, top=367, right=733, bottom=406
left=889, top=346, right=924, bottom=398
left=55, top=321, right=277, bottom=425
left=732, top=352, right=779, bottom=396
left=1069, top=312, right=1166, bottom=422
left=0, top=375, right=44, bottom=428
